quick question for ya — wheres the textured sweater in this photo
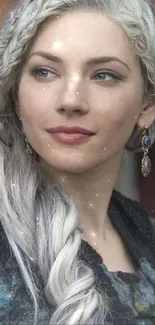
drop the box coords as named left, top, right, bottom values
left=1, top=190, right=155, bottom=325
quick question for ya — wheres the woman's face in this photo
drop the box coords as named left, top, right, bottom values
left=18, top=11, right=146, bottom=173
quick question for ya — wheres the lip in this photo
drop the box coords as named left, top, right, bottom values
left=47, top=125, right=95, bottom=135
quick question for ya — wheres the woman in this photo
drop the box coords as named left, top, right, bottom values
left=1, top=0, right=155, bottom=324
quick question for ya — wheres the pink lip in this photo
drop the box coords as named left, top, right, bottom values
left=47, top=126, right=94, bottom=144
left=47, top=125, right=94, bottom=135
left=50, top=132, right=90, bottom=144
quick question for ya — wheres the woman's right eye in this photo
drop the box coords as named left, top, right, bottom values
left=31, top=67, right=57, bottom=80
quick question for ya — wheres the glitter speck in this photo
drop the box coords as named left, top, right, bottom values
left=104, top=148, right=107, bottom=151
left=135, top=116, right=138, bottom=119
left=108, top=180, right=111, bottom=183
left=11, top=183, right=16, bottom=187
left=68, top=82, right=74, bottom=89
left=47, top=144, right=50, bottom=147
left=76, top=92, right=79, bottom=95
left=95, top=193, right=99, bottom=197
left=53, top=40, right=63, bottom=50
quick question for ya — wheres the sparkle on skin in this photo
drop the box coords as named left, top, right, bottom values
left=53, top=40, right=63, bottom=50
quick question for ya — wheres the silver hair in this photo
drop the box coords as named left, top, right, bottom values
left=0, top=0, right=155, bottom=324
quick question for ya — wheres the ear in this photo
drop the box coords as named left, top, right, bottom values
left=137, top=98, right=155, bottom=129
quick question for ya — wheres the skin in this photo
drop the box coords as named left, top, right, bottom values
left=18, top=11, right=155, bottom=272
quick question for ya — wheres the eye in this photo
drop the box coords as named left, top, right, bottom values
left=31, top=67, right=58, bottom=80
left=92, top=71, right=120, bottom=82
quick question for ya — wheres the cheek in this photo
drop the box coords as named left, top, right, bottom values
left=90, top=84, right=142, bottom=124
left=89, top=85, right=142, bottom=149
left=18, top=79, right=58, bottom=123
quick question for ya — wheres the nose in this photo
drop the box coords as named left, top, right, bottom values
left=56, top=78, right=89, bottom=117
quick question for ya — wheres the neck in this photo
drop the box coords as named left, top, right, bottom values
left=40, top=151, right=123, bottom=239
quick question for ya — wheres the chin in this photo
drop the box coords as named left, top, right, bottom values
left=41, top=156, right=91, bottom=174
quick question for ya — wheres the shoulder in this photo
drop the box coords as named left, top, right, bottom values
left=112, top=189, right=155, bottom=247
left=113, top=189, right=153, bottom=224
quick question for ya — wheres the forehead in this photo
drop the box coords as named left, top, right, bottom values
left=29, top=11, right=137, bottom=66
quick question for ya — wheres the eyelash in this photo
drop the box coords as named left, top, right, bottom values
left=92, top=71, right=121, bottom=82
left=30, top=67, right=57, bottom=79
left=30, top=67, right=121, bottom=83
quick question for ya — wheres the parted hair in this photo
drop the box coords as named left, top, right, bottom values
left=0, top=0, right=155, bottom=324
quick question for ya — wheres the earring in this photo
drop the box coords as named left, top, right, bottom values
left=18, top=117, right=33, bottom=154
left=141, top=126, right=152, bottom=177
left=25, top=137, right=33, bottom=155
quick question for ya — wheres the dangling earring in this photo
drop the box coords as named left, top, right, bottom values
left=25, top=137, right=33, bottom=154
left=141, top=126, right=152, bottom=177
left=18, top=117, right=33, bottom=155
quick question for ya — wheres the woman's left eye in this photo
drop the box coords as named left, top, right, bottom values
left=92, top=71, right=120, bottom=82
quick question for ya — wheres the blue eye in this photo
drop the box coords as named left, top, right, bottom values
left=93, top=71, right=120, bottom=82
left=31, top=67, right=57, bottom=79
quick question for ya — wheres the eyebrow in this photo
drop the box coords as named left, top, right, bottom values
left=28, top=51, right=130, bottom=71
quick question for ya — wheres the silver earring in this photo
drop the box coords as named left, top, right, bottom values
left=25, top=137, right=33, bottom=155
left=141, top=126, right=152, bottom=177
